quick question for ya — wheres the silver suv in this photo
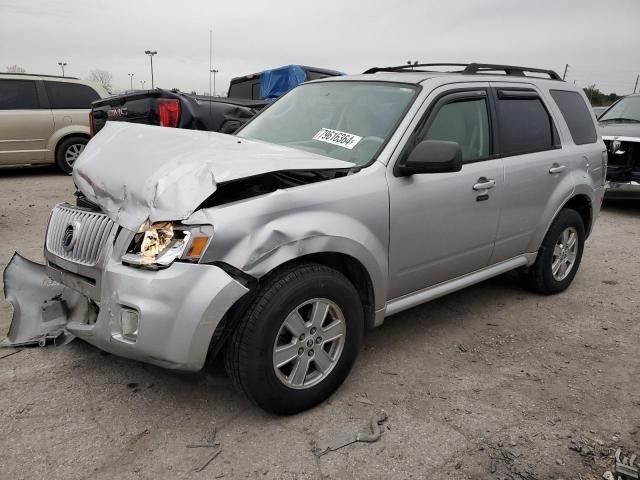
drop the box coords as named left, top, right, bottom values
left=2, top=63, right=606, bottom=414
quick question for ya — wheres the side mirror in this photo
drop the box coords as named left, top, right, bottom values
left=395, top=140, right=463, bottom=176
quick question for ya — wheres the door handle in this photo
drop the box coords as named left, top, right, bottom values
left=472, top=177, right=496, bottom=191
left=549, top=163, right=566, bottom=174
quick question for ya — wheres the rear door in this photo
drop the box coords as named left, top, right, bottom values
left=387, top=84, right=504, bottom=298
left=44, top=80, right=100, bottom=135
left=0, top=78, right=54, bottom=165
left=489, top=83, right=573, bottom=262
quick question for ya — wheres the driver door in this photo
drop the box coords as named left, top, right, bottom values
left=387, top=85, right=504, bottom=299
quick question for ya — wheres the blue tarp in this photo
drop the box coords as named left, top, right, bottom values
left=259, top=65, right=307, bottom=101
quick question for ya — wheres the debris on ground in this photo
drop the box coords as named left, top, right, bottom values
left=194, top=449, right=221, bottom=473
left=190, top=425, right=221, bottom=472
left=312, top=411, right=388, bottom=457
left=354, top=395, right=374, bottom=406
left=615, top=448, right=639, bottom=479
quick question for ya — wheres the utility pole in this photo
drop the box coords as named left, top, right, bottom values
left=127, top=73, right=134, bottom=89
left=210, top=69, right=219, bottom=96
left=562, top=63, right=569, bottom=81
left=140, top=80, right=146, bottom=89
left=634, top=74, right=639, bottom=94
left=58, top=62, right=67, bottom=77
left=144, top=50, right=157, bottom=88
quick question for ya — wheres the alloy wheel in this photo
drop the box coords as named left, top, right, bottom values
left=552, top=226, right=579, bottom=281
left=272, top=298, right=347, bottom=390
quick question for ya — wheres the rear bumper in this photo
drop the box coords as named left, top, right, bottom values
left=2, top=253, right=249, bottom=371
left=605, top=181, right=640, bottom=199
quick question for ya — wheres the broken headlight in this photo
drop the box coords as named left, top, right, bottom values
left=122, top=222, right=213, bottom=269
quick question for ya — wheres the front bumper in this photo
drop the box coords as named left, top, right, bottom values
left=605, top=181, right=640, bottom=199
left=2, top=253, right=249, bottom=371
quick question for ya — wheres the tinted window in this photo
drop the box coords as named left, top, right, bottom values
left=0, top=79, right=39, bottom=110
left=550, top=90, right=597, bottom=145
left=422, top=98, right=490, bottom=162
left=307, top=71, right=332, bottom=81
left=496, top=94, right=555, bottom=156
left=228, top=79, right=259, bottom=99
left=44, top=81, right=100, bottom=109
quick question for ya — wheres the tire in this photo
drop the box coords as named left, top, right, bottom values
left=224, top=263, right=364, bottom=415
left=55, top=136, right=88, bottom=174
left=527, top=208, right=585, bottom=294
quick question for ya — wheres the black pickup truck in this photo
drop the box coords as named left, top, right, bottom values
left=91, top=65, right=342, bottom=136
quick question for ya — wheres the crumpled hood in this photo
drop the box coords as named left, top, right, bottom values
left=73, top=122, right=353, bottom=231
left=599, top=122, right=640, bottom=139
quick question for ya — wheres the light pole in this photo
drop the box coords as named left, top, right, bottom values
left=144, top=50, right=157, bottom=88
left=58, top=62, right=67, bottom=77
left=140, top=80, right=146, bottom=89
left=127, top=73, right=134, bottom=89
left=210, top=69, right=219, bottom=96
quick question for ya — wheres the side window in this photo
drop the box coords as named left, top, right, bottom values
left=44, top=81, right=100, bottom=109
left=549, top=90, right=597, bottom=145
left=0, top=79, right=39, bottom=110
left=420, top=97, right=490, bottom=162
left=496, top=91, right=556, bottom=156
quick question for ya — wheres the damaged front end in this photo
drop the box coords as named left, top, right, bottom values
left=1, top=253, right=91, bottom=347
left=604, top=136, right=640, bottom=198
left=604, top=137, right=640, bottom=183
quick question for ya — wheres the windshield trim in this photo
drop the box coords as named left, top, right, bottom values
left=235, top=80, right=422, bottom=169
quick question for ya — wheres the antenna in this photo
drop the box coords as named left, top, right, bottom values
left=209, top=29, right=213, bottom=116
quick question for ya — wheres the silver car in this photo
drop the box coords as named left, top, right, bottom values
left=598, top=94, right=640, bottom=198
left=2, top=63, right=606, bottom=414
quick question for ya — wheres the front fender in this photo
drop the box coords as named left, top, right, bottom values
left=212, top=209, right=387, bottom=312
left=189, top=166, right=390, bottom=312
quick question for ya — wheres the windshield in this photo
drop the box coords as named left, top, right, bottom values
left=237, top=81, right=418, bottom=166
left=599, top=96, right=640, bottom=123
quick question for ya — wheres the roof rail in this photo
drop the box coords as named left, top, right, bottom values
left=1, top=72, right=79, bottom=80
left=363, top=62, right=562, bottom=81
left=363, top=63, right=468, bottom=74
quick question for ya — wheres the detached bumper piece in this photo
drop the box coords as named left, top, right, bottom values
left=1, top=253, right=88, bottom=347
left=1, top=252, right=250, bottom=371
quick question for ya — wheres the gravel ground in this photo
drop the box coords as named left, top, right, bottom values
left=0, top=165, right=639, bottom=480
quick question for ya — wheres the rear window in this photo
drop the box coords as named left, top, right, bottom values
left=0, top=79, right=39, bottom=110
left=307, top=71, right=332, bottom=81
left=228, top=79, right=260, bottom=100
left=550, top=90, right=597, bottom=145
left=44, top=81, right=100, bottom=109
left=496, top=92, right=556, bottom=156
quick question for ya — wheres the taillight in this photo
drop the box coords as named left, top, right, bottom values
left=89, top=111, right=94, bottom=137
left=157, top=99, right=180, bottom=127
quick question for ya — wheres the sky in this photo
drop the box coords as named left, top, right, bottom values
left=1, top=0, right=638, bottom=95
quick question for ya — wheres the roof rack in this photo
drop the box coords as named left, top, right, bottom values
left=363, top=62, right=562, bottom=80
left=1, top=72, right=79, bottom=80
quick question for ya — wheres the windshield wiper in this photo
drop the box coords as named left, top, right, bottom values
left=600, top=117, right=640, bottom=124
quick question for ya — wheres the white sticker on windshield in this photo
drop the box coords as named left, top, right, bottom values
left=313, top=128, right=362, bottom=150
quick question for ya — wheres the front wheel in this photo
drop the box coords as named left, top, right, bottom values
left=224, top=264, right=364, bottom=415
left=527, top=208, right=585, bottom=294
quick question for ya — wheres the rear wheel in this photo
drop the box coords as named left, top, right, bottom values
left=55, top=136, right=88, bottom=174
left=224, top=263, right=364, bottom=415
left=527, top=209, right=585, bottom=294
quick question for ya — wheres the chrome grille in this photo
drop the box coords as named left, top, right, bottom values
left=46, top=205, right=116, bottom=266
